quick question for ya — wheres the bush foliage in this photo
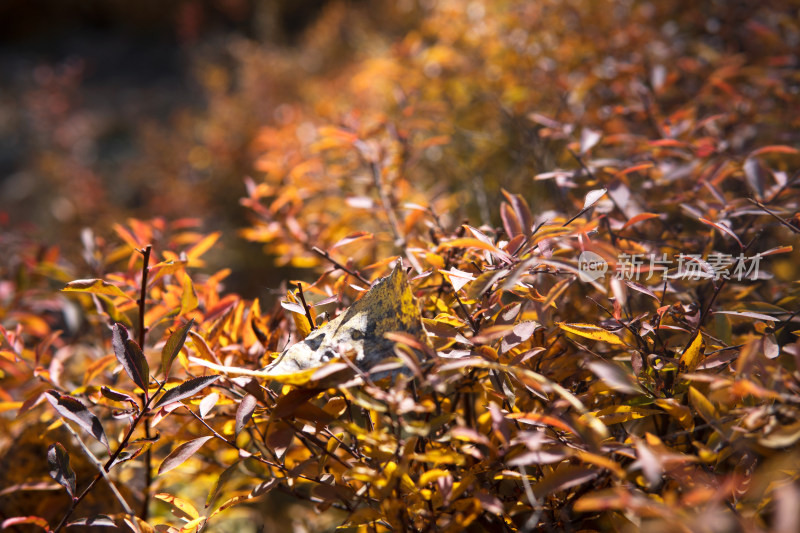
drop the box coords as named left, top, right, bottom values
left=1, top=1, right=799, bottom=532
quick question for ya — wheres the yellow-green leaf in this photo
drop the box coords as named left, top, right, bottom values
left=62, top=279, right=132, bottom=300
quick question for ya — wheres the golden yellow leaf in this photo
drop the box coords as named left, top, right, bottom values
left=155, top=492, right=199, bottom=520
left=680, top=333, right=705, bottom=372
left=557, top=323, right=624, bottom=345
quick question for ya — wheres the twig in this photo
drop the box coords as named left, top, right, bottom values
left=137, top=245, right=153, bottom=522
left=53, top=245, right=168, bottom=533
left=293, top=283, right=317, bottom=331
left=137, top=246, right=151, bottom=349
left=368, top=160, right=404, bottom=245
left=60, top=422, right=135, bottom=517
left=747, top=197, right=800, bottom=234
left=311, top=246, right=372, bottom=286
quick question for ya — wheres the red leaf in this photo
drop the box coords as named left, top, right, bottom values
left=698, top=218, right=743, bottom=248
left=621, top=213, right=661, bottom=230
left=748, top=145, right=799, bottom=157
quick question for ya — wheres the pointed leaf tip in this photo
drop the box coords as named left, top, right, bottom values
left=154, top=375, right=221, bottom=409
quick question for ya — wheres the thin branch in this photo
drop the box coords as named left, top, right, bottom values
left=311, top=246, right=372, bottom=286
left=137, top=245, right=153, bottom=523
left=293, top=283, right=317, bottom=331
left=60, top=422, right=135, bottom=517
left=747, top=197, right=800, bottom=234
left=368, top=160, right=404, bottom=246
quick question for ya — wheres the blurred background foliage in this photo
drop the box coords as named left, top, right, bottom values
left=2, top=0, right=797, bottom=296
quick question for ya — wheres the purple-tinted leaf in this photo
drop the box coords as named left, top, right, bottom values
left=45, top=391, right=108, bottom=450
left=111, top=323, right=150, bottom=393
left=507, top=449, right=569, bottom=466
left=47, top=443, right=76, bottom=498
left=713, top=310, right=779, bottom=322
left=624, top=280, right=660, bottom=302
left=153, top=375, right=221, bottom=409
left=199, top=392, right=219, bottom=418
left=161, top=319, right=195, bottom=377
left=158, top=436, right=213, bottom=475
left=66, top=515, right=116, bottom=528
left=580, top=128, right=602, bottom=154
left=100, top=386, right=137, bottom=406
left=235, top=394, right=258, bottom=437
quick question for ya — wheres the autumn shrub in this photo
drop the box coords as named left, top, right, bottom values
left=2, top=0, right=800, bottom=532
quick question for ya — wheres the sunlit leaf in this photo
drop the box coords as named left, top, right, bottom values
left=157, top=437, right=214, bottom=476
left=557, top=323, right=624, bottom=345
left=62, top=279, right=132, bottom=300
left=680, top=333, right=705, bottom=373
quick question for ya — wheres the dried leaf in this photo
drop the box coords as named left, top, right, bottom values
left=582, top=188, right=607, bottom=210
left=586, top=360, right=643, bottom=394
left=66, top=516, right=117, bottom=528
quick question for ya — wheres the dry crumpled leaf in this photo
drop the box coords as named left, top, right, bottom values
left=263, top=263, right=428, bottom=376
